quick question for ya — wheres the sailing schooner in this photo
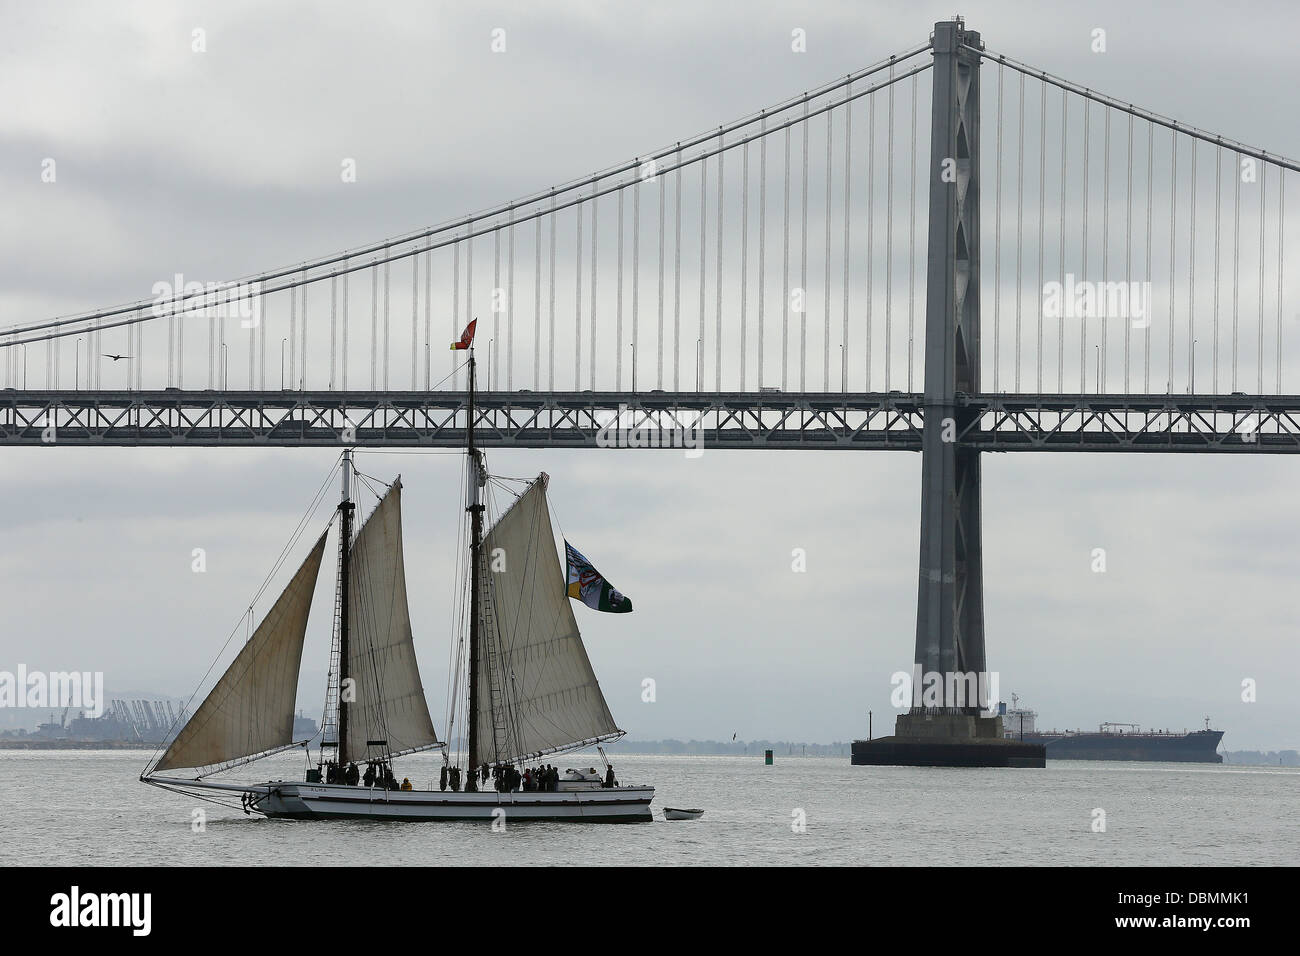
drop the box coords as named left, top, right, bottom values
left=142, top=338, right=653, bottom=822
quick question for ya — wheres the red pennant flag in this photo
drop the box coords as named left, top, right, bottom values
left=450, top=319, right=477, bottom=351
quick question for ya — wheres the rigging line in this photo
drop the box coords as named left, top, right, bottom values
left=144, top=454, right=343, bottom=773
left=970, top=46, right=1300, bottom=174
left=994, top=62, right=1002, bottom=392
left=8, top=46, right=935, bottom=342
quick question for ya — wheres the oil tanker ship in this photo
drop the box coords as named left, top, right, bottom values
left=999, top=697, right=1224, bottom=763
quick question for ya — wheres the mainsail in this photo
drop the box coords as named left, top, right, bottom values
left=344, top=479, right=440, bottom=758
left=152, top=532, right=329, bottom=773
left=474, top=474, right=622, bottom=764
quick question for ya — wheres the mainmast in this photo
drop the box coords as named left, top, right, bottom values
left=465, top=350, right=484, bottom=790
left=337, top=448, right=355, bottom=769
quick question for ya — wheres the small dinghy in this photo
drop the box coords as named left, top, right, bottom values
left=663, top=807, right=705, bottom=820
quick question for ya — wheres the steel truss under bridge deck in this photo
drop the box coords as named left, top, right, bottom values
left=3, top=389, right=1300, bottom=451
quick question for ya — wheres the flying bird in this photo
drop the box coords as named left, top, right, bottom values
left=102, top=354, right=131, bottom=362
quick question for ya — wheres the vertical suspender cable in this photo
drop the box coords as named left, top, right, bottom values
left=1145, top=124, right=1153, bottom=393
left=885, top=73, right=893, bottom=391
left=1059, top=92, right=1067, bottom=393
left=508, top=216, right=515, bottom=392
left=1100, top=107, right=1109, bottom=391
left=634, top=175, right=642, bottom=390
left=1124, top=116, right=1133, bottom=392
left=993, top=63, right=1003, bottom=391
left=591, top=191, right=599, bottom=390
left=1259, top=163, right=1267, bottom=393
left=383, top=259, right=390, bottom=391
left=533, top=217, right=540, bottom=390
left=759, top=123, right=767, bottom=391
left=783, top=123, right=791, bottom=390
left=1168, top=130, right=1176, bottom=393
left=1081, top=99, right=1090, bottom=392
left=617, top=188, right=625, bottom=390
left=740, top=135, right=749, bottom=390
left=331, top=274, right=338, bottom=389
left=716, top=133, right=725, bottom=392
left=1213, top=148, right=1222, bottom=393
left=674, top=146, right=683, bottom=391
left=342, top=263, right=349, bottom=392
left=1278, top=171, right=1285, bottom=393
left=548, top=196, right=556, bottom=389
left=410, top=253, right=418, bottom=388
left=843, top=91, right=852, bottom=393
left=824, top=104, right=833, bottom=391
left=908, top=75, right=918, bottom=392
left=1015, top=70, right=1025, bottom=391
left=801, top=103, right=809, bottom=391
left=575, top=201, right=583, bottom=390
left=1037, top=80, right=1047, bottom=393
left=866, top=94, right=874, bottom=390
left=1188, top=142, right=1197, bottom=391
left=1233, top=153, right=1241, bottom=392
left=425, top=251, right=432, bottom=390
left=660, top=159, right=668, bottom=389
left=700, top=154, right=707, bottom=391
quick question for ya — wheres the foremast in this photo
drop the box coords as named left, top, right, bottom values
left=337, top=448, right=355, bottom=769
left=465, top=349, right=485, bottom=791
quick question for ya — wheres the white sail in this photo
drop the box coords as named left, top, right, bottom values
left=153, top=532, right=329, bottom=773
left=344, top=479, right=441, bottom=758
left=474, top=474, right=622, bottom=764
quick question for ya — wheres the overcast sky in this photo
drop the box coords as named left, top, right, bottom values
left=2, top=1, right=1299, bottom=751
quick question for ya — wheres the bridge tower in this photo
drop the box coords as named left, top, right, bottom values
left=854, top=18, right=1043, bottom=767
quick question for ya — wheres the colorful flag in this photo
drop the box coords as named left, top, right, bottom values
left=565, top=541, right=632, bottom=613
left=450, top=319, right=477, bottom=350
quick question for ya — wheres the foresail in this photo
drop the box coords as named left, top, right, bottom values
left=152, top=532, right=329, bottom=773
left=475, top=475, right=622, bottom=765
left=345, top=480, right=441, bottom=758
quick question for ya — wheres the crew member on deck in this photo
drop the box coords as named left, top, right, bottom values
left=604, top=764, right=616, bottom=788
left=440, top=765, right=448, bottom=791
left=345, top=762, right=359, bottom=786
left=401, top=777, right=413, bottom=791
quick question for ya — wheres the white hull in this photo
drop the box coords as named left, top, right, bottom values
left=254, top=781, right=654, bottom=821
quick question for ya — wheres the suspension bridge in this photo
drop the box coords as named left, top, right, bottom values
left=4, top=19, right=1295, bottom=760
